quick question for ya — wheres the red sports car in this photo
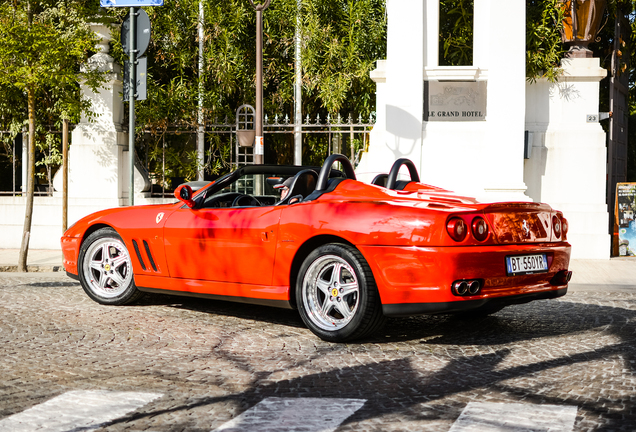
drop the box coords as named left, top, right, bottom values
left=61, top=155, right=572, bottom=342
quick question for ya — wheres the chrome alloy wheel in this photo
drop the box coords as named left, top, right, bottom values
left=82, top=237, right=133, bottom=299
left=301, top=254, right=360, bottom=331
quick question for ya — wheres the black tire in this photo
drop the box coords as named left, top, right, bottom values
left=296, top=243, right=386, bottom=342
left=78, top=227, right=143, bottom=305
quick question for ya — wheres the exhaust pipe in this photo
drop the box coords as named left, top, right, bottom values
left=452, top=279, right=482, bottom=296
left=453, top=281, right=469, bottom=296
left=468, top=280, right=481, bottom=295
left=550, top=270, right=572, bottom=286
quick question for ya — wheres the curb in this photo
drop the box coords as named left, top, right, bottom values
left=0, top=265, right=64, bottom=273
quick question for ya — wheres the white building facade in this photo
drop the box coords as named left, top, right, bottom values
left=356, top=0, right=610, bottom=259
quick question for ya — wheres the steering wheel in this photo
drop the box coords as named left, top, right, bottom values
left=315, top=154, right=357, bottom=191
left=386, top=158, right=420, bottom=190
left=232, top=194, right=261, bottom=207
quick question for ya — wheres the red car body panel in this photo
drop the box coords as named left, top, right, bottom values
left=62, top=169, right=571, bottom=316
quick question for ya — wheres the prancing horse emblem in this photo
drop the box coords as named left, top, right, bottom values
left=522, top=219, right=530, bottom=237
left=156, top=212, right=164, bottom=224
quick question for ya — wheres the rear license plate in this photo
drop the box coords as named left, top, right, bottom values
left=506, top=254, right=548, bottom=276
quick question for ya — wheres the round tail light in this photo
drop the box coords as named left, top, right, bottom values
left=447, top=217, right=467, bottom=242
left=552, top=215, right=562, bottom=238
left=562, top=217, right=568, bottom=236
left=471, top=217, right=489, bottom=241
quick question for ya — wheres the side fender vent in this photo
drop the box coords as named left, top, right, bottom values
left=143, top=240, right=158, bottom=272
left=132, top=240, right=147, bottom=271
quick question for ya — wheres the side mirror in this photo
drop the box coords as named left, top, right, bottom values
left=174, top=184, right=195, bottom=208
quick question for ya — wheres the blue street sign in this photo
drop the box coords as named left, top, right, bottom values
left=100, top=0, right=163, bottom=6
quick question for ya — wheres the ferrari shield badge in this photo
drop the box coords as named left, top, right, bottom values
left=156, top=212, right=164, bottom=224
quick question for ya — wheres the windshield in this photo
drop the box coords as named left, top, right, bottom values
left=193, top=165, right=343, bottom=209
left=209, top=173, right=287, bottom=199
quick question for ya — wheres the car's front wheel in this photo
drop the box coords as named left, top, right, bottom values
left=78, top=227, right=143, bottom=305
left=296, top=243, right=386, bottom=342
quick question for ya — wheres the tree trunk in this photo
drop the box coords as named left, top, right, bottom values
left=17, top=85, right=36, bottom=272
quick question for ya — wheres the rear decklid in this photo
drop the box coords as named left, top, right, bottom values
left=484, top=202, right=562, bottom=244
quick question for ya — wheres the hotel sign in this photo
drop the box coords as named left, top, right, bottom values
left=425, top=81, right=487, bottom=121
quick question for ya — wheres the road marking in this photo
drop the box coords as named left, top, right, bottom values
left=449, top=402, right=578, bottom=432
left=213, top=397, right=366, bottom=432
left=0, top=390, right=162, bottom=432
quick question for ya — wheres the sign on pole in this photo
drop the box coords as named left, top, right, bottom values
left=100, top=0, right=163, bottom=6
left=124, top=57, right=147, bottom=101
left=122, top=9, right=150, bottom=101
left=121, top=8, right=151, bottom=55
left=102, top=0, right=161, bottom=206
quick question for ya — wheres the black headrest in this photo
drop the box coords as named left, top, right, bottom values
left=371, top=174, right=388, bottom=187
left=277, top=169, right=318, bottom=205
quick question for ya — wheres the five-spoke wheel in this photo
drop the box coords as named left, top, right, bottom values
left=78, top=228, right=143, bottom=305
left=296, top=243, right=385, bottom=342
left=302, top=255, right=360, bottom=330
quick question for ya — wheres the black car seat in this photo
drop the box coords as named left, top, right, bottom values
left=371, top=173, right=388, bottom=187
left=276, top=169, right=318, bottom=206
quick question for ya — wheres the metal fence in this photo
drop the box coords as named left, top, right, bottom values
left=138, top=112, right=374, bottom=197
left=0, top=128, right=66, bottom=197
left=235, top=112, right=375, bottom=167
left=0, top=113, right=375, bottom=198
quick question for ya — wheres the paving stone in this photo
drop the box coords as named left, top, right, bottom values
left=0, top=273, right=635, bottom=430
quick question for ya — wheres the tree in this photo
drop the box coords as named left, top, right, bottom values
left=0, top=0, right=105, bottom=271
left=621, top=2, right=636, bottom=181
left=436, top=1, right=566, bottom=81
left=439, top=0, right=474, bottom=66
left=526, top=0, right=566, bottom=83
left=301, top=0, right=386, bottom=115
left=104, top=0, right=386, bottom=174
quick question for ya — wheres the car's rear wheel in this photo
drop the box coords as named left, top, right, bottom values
left=296, top=243, right=386, bottom=342
left=78, top=227, right=143, bottom=305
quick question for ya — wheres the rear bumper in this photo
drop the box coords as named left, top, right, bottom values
left=358, top=242, right=571, bottom=307
left=382, top=287, right=567, bottom=317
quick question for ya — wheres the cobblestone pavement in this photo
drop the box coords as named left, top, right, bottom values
left=0, top=272, right=635, bottom=431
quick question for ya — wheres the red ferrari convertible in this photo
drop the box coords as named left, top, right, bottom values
left=61, top=155, right=572, bottom=342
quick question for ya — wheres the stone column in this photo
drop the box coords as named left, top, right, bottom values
left=53, top=23, right=148, bottom=203
left=357, top=0, right=528, bottom=202
left=524, top=58, right=610, bottom=259
left=356, top=0, right=424, bottom=182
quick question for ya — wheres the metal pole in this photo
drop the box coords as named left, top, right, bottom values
left=350, top=124, right=354, bottom=160
left=128, top=6, right=137, bottom=206
left=293, top=0, right=302, bottom=165
left=197, top=0, right=205, bottom=180
left=249, top=0, right=270, bottom=165
left=12, top=133, right=15, bottom=195
left=62, top=119, right=68, bottom=232
left=254, top=8, right=264, bottom=164
left=21, top=128, right=27, bottom=193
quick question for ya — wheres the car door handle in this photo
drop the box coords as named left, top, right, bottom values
left=261, top=230, right=274, bottom=242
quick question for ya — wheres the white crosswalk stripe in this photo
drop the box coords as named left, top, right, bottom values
left=0, top=390, right=162, bottom=432
left=0, top=391, right=579, bottom=431
left=449, top=402, right=578, bottom=432
left=212, top=397, right=367, bottom=432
